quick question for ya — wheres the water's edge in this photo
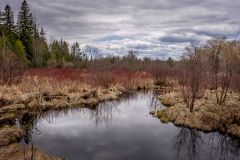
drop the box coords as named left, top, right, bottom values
left=18, top=91, right=240, bottom=160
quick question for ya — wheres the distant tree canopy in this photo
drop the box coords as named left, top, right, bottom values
left=0, top=0, right=177, bottom=71
left=0, top=0, right=76, bottom=69
left=49, top=40, right=71, bottom=67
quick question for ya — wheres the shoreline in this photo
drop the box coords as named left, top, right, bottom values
left=152, top=90, right=240, bottom=138
left=0, top=85, right=154, bottom=160
left=1, top=86, right=240, bottom=159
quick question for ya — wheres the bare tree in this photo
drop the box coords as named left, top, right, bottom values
left=179, top=45, right=205, bottom=112
left=84, top=45, right=100, bottom=61
left=206, top=39, right=237, bottom=105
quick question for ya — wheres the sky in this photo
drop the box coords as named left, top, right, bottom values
left=1, top=0, right=240, bottom=59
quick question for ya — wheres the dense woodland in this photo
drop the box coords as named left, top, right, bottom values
left=0, top=0, right=88, bottom=72
left=1, top=0, right=240, bottom=112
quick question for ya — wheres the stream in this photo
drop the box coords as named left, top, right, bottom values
left=19, top=91, right=240, bottom=160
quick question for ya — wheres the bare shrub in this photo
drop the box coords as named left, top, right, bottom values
left=94, top=71, right=115, bottom=88
left=0, top=49, right=25, bottom=84
left=179, top=45, right=205, bottom=112
left=206, top=39, right=237, bottom=105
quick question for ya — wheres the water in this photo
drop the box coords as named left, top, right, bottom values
left=19, top=91, right=240, bottom=160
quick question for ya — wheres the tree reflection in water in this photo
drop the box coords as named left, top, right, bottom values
left=39, top=92, right=137, bottom=127
left=174, top=128, right=202, bottom=160
left=17, top=91, right=240, bottom=160
left=38, top=103, right=120, bottom=128
left=89, top=100, right=120, bottom=127
left=19, top=113, right=41, bottom=159
left=207, top=133, right=240, bottom=160
left=174, top=128, right=240, bottom=160
left=149, top=90, right=165, bottom=111
left=39, top=91, right=155, bottom=127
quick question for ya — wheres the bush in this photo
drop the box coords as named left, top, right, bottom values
left=0, top=50, right=25, bottom=84
left=94, top=71, right=115, bottom=88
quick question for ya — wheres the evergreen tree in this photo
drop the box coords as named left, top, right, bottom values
left=49, top=40, right=60, bottom=66
left=49, top=40, right=71, bottom=67
left=71, top=42, right=80, bottom=57
left=0, top=9, right=3, bottom=27
left=32, top=26, right=49, bottom=67
left=71, top=42, right=85, bottom=60
left=40, top=27, right=46, bottom=40
left=1, top=5, right=19, bottom=53
left=2, top=5, right=15, bottom=32
left=60, top=40, right=70, bottom=57
left=39, top=27, right=50, bottom=66
left=0, top=9, right=4, bottom=38
left=167, top=57, right=175, bottom=68
left=17, top=0, right=34, bottom=62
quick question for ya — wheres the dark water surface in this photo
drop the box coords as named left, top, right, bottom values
left=20, top=91, right=240, bottom=160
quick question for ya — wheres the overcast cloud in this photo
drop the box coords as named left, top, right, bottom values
left=1, top=0, right=240, bottom=59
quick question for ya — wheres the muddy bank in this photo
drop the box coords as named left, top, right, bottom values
left=0, top=85, right=126, bottom=120
left=0, top=82, right=158, bottom=126
left=153, top=91, right=240, bottom=138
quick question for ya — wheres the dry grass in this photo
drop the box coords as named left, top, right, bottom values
left=155, top=89, right=240, bottom=137
left=0, top=143, right=62, bottom=160
left=0, top=68, right=154, bottom=103
left=158, top=91, right=182, bottom=107
left=0, top=126, right=23, bottom=147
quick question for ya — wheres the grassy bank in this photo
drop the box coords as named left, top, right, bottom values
left=154, top=90, right=240, bottom=138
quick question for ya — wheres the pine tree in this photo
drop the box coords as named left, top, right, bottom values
left=49, top=40, right=71, bottom=67
left=32, top=25, right=49, bottom=67
left=40, top=27, right=45, bottom=39
left=2, top=5, right=15, bottom=32
left=17, top=0, right=34, bottom=62
left=71, top=42, right=84, bottom=59
left=0, top=9, right=5, bottom=52
left=0, top=9, right=3, bottom=27
left=40, top=28, right=50, bottom=66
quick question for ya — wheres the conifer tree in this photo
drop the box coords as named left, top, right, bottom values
left=32, top=25, right=49, bottom=66
left=0, top=9, right=3, bottom=27
left=17, top=0, right=34, bottom=62
left=39, top=27, right=50, bottom=66
left=40, top=27, right=46, bottom=40
left=2, top=5, right=15, bottom=32
left=71, top=42, right=85, bottom=60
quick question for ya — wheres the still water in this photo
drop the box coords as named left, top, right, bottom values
left=20, top=91, right=240, bottom=160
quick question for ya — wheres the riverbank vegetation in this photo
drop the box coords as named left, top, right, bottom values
left=155, top=39, right=240, bottom=138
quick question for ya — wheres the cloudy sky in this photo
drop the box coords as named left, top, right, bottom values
left=1, top=0, right=240, bottom=59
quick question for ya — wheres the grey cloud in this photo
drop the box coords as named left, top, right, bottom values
left=1, top=0, right=240, bottom=59
left=159, top=33, right=201, bottom=44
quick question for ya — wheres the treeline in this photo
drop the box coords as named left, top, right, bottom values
left=0, top=0, right=88, bottom=80
left=0, top=0, right=174, bottom=82
left=0, top=0, right=47, bottom=68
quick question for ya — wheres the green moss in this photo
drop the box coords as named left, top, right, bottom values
left=160, top=99, right=176, bottom=107
left=157, top=110, right=172, bottom=123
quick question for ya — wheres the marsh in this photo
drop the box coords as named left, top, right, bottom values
left=20, top=91, right=240, bottom=160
